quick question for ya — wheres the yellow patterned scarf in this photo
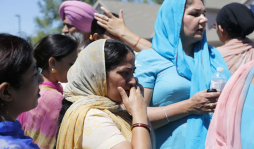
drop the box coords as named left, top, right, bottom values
left=56, top=39, right=132, bottom=149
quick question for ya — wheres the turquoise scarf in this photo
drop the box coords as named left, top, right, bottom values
left=151, top=0, right=231, bottom=148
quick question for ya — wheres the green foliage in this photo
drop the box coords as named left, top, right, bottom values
left=125, top=0, right=163, bottom=4
left=31, top=0, right=62, bottom=44
left=151, top=0, right=163, bottom=4
left=31, top=0, right=96, bottom=45
left=83, top=0, right=97, bottom=4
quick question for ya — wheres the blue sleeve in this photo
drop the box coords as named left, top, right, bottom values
left=241, top=84, right=254, bottom=149
left=134, top=49, right=173, bottom=88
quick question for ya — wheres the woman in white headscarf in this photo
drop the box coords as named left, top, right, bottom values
left=56, top=39, right=154, bottom=149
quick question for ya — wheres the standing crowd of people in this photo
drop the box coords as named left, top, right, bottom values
left=0, top=0, right=254, bottom=149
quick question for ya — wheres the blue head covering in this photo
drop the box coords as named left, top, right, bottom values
left=0, top=120, right=40, bottom=148
left=151, top=0, right=231, bottom=148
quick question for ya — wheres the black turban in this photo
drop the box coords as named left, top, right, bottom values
left=216, top=3, right=254, bottom=37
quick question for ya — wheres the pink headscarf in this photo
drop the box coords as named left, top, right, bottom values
left=205, top=60, right=254, bottom=149
left=59, top=1, right=97, bottom=33
left=218, top=37, right=254, bottom=75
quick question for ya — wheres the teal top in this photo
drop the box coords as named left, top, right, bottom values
left=241, top=84, right=254, bottom=148
left=135, top=49, right=191, bottom=149
left=135, top=0, right=231, bottom=148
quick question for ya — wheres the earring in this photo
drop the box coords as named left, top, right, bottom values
left=51, top=68, right=56, bottom=73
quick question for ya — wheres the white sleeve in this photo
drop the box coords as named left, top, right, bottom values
left=82, top=109, right=127, bottom=149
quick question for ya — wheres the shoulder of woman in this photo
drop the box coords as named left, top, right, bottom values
left=86, top=109, right=110, bottom=118
left=135, top=48, right=174, bottom=68
left=136, top=48, right=164, bottom=60
left=208, top=45, right=216, bottom=50
left=37, top=89, right=64, bottom=108
left=0, top=141, right=38, bottom=149
left=82, top=109, right=127, bottom=149
left=40, top=87, right=63, bottom=98
left=208, top=45, right=223, bottom=54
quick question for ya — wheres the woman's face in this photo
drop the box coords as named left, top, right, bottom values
left=11, top=58, right=43, bottom=115
left=106, top=51, right=136, bottom=103
left=181, top=0, right=208, bottom=43
left=54, top=49, right=78, bottom=83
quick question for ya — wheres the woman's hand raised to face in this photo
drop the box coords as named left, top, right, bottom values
left=118, top=86, right=147, bottom=119
left=94, top=7, right=127, bottom=38
left=187, top=89, right=220, bottom=114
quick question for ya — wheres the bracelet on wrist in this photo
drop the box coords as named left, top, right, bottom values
left=164, top=106, right=170, bottom=122
left=131, top=123, right=151, bottom=133
left=133, top=37, right=141, bottom=48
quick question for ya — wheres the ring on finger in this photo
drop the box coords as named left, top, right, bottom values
left=209, top=103, right=214, bottom=108
left=106, top=17, right=109, bottom=22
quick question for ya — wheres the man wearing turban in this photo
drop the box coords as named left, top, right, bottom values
left=59, top=1, right=97, bottom=49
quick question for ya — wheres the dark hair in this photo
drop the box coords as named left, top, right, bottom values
left=216, top=3, right=254, bottom=38
left=0, top=33, right=33, bottom=88
left=86, top=12, right=119, bottom=45
left=104, top=39, right=134, bottom=73
left=0, top=33, right=33, bottom=121
left=55, top=39, right=134, bottom=145
left=185, top=0, right=204, bottom=8
left=33, top=34, right=78, bottom=69
left=224, top=30, right=242, bottom=39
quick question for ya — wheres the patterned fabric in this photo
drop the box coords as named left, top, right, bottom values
left=136, top=0, right=231, bottom=148
left=56, top=39, right=132, bottom=149
left=0, top=120, right=39, bottom=149
left=18, top=81, right=64, bottom=149
left=82, top=109, right=129, bottom=148
left=206, top=61, right=254, bottom=149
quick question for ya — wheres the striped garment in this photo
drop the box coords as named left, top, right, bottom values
left=18, top=81, right=64, bottom=149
